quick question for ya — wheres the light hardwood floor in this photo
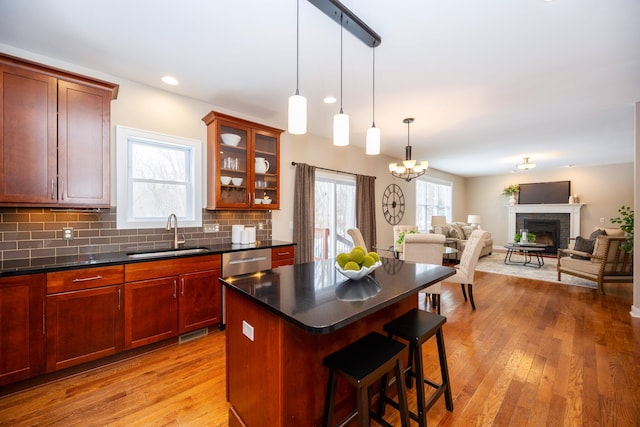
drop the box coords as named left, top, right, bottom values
left=1, top=271, right=638, bottom=426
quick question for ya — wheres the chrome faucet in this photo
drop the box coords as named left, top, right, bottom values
left=166, top=213, right=186, bottom=248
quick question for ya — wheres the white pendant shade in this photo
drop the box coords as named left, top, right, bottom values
left=288, top=94, right=307, bottom=135
left=333, top=112, right=349, bottom=146
left=366, top=126, right=380, bottom=155
left=388, top=162, right=397, bottom=172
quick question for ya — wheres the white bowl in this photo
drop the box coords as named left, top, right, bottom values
left=221, top=133, right=241, bottom=146
left=254, top=199, right=262, bottom=204
left=231, top=177, right=243, bottom=186
left=262, top=198, right=272, bottom=204
left=220, top=176, right=232, bottom=185
left=335, top=261, right=381, bottom=280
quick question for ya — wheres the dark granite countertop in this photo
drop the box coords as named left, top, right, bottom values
left=0, top=240, right=295, bottom=277
left=220, top=258, right=455, bottom=334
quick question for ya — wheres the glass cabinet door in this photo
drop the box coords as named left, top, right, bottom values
left=218, top=124, right=249, bottom=207
left=253, top=131, right=278, bottom=208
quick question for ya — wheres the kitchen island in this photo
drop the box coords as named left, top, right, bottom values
left=221, top=258, right=455, bottom=426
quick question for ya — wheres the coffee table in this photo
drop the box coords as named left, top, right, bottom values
left=504, top=244, right=546, bottom=268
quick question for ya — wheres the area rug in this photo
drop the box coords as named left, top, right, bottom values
left=475, top=252, right=598, bottom=289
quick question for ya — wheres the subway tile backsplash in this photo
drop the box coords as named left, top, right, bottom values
left=0, top=207, right=272, bottom=261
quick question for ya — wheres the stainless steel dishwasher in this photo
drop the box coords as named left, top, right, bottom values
left=221, top=248, right=272, bottom=325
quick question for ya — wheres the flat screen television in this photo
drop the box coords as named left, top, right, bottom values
left=518, top=181, right=570, bottom=204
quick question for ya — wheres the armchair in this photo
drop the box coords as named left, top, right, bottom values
left=557, top=234, right=633, bottom=294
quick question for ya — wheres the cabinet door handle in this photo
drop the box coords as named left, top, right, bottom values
left=181, top=278, right=185, bottom=297
left=173, top=280, right=177, bottom=299
left=72, top=275, right=103, bottom=283
left=42, top=299, right=46, bottom=335
left=117, top=288, right=121, bottom=310
left=51, top=179, right=56, bottom=200
left=60, top=180, right=65, bottom=200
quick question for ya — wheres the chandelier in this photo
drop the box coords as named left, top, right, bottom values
left=517, top=157, right=536, bottom=170
left=389, top=118, right=428, bottom=182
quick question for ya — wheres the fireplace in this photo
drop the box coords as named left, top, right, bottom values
left=522, top=218, right=561, bottom=254
left=507, top=203, right=584, bottom=250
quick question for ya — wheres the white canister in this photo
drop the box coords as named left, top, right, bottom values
left=232, top=225, right=245, bottom=244
left=241, top=229, right=251, bottom=244
left=245, top=226, right=256, bottom=243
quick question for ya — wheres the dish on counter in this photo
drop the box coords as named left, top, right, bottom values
left=335, top=261, right=381, bottom=280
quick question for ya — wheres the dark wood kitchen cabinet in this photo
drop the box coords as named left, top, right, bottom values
left=202, top=111, right=282, bottom=210
left=271, top=245, right=295, bottom=268
left=0, top=54, right=117, bottom=207
left=45, top=266, right=124, bottom=372
left=123, top=255, right=221, bottom=350
left=0, top=274, right=45, bottom=386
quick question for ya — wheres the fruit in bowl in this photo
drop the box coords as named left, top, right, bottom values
left=221, top=133, right=241, bottom=146
left=335, top=247, right=381, bottom=280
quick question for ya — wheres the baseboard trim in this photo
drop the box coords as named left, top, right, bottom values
left=631, top=305, right=640, bottom=318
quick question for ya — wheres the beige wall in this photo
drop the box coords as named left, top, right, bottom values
left=272, top=132, right=465, bottom=248
left=465, top=164, right=634, bottom=247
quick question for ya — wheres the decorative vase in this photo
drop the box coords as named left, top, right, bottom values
left=508, top=195, right=516, bottom=206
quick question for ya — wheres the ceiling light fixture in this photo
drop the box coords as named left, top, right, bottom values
left=288, top=0, right=307, bottom=135
left=365, top=46, right=380, bottom=155
left=333, top=13, right=349, bottom=146
left=161, top=76, right=179, bottom=86
left=389, top=118, right=428, bottom=182
left=517, top=157, right=536, bottom=170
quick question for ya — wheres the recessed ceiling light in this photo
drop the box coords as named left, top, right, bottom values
left=161, top=75, right=179, bottom=86
left=324, top=96, right=336, bottom=104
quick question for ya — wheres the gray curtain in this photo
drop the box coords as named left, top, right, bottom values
left=356, top=174, right=377, bottom=251
left=293, top=163, right=316, bottom=264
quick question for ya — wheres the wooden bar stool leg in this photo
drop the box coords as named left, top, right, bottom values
left=323, top=371, right=337, bottom=427
left=414, top=343, right=427, bottom=427
left=356, top=387, right=370, bottom=426
left=437, top=329, right=454, bottom=411
left=377, top=373, right=388, bottom=416
left=394, top=359, right=411, bottom=427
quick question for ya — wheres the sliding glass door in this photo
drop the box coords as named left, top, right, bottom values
left=314, top=171, right=356, bottom=260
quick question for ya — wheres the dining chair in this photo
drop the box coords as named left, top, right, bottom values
left=402, top=233, right=445, bottom=313
left=347, top=228, right=368, bottom=252
left=442, top=229, right=491, bottom=310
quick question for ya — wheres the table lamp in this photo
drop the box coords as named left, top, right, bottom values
left=431, top=216, right=447, bottom=227
left=467, top=215, right=481, bottom=230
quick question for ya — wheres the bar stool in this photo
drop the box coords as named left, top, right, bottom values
left=378, top=309, right=453, bottom=427
left=322, top=332, right=411, bottom=427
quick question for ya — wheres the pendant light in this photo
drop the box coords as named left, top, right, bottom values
left=288, top=0, right=307, bottom=135
left=389, top=118, right=428, bottom=182
left=333, top=13, right=349, bottom=146
left=365, top=45, right=380, bottom=155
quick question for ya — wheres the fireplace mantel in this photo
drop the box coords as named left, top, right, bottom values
left=507, top=204, right=584, bottom=243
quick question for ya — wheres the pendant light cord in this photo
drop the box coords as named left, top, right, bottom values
left=295, top=0, right=300, bottom=94
left=371, top=46, right=376, bottom=126
left=339, top=13, right=344, bottom=114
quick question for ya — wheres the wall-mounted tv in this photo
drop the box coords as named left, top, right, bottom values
left=518, top=181, right=571, bottom=204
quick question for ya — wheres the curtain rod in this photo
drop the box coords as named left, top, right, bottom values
left=291, top=161, right=376, bottom=179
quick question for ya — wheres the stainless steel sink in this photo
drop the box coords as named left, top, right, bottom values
left=126, top=247, right=210, bottom=259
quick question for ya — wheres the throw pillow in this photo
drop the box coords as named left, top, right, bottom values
left=449, top=223, right=465, bottom=240
left=571, top=236, right=595, bottom=260
left=461, top=225, right=474, bottom=240
left=589, top=229, right=607, bottom=240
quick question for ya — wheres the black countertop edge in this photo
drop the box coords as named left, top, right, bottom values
left=220, top=261, right=456, bottom=335
left=0, top=240, right=295, bottom=277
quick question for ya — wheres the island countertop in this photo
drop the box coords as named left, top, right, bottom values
left=220, top=257, right=455, bottom=334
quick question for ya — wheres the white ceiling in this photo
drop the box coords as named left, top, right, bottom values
left=1, top=0, right=639, bottom=177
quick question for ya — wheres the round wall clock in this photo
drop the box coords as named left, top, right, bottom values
left=382, top=184, right=405, bottom=225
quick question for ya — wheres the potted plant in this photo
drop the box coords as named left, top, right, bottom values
left=610, top=205, right=634, bottom=252
left=502, top=184, right=519, bottom=206
left=514, top=232, right=536, bottom=243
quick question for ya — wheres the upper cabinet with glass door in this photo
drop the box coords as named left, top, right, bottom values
left=202, top=111, right=282, bottom=210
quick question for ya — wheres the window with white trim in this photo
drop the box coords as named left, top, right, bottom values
left=116, top=126, right=202, bottom=229
left=416, top=178, right=453, bottom=231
